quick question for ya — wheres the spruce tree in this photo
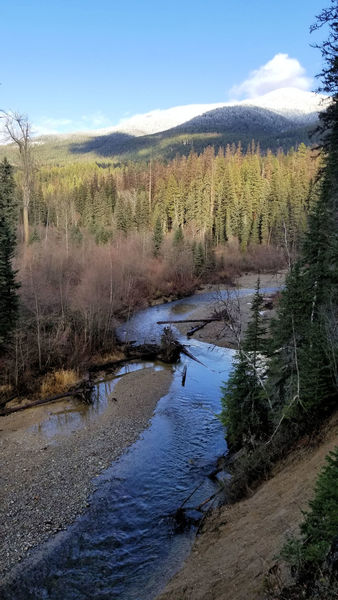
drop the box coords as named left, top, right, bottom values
left=173, top=225, right=184, bottom=247
left=152, top=217, right=163, bottom=257
left=0, top=158, right=19, bottom=349
left=220, top=280, right=270, bottom=449
left=268, top=1, right=338, bottom=424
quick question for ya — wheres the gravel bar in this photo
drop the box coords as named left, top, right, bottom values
left=0, top=365, right=172, bottom=578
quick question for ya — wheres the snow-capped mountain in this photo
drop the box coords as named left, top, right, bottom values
left=172, top=105, right=298, bottom=135
left=1, top=86, right=326, bottom=163
left=240, top=87, right=329, bottom=124
left=86, top=87, right=328, bottom=138
left=86, top=103, right=228, bottom=137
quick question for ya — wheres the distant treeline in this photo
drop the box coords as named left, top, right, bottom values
left=25, top=142, right=320, bottom=252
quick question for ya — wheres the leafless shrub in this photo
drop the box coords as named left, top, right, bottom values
left=2, top=229, right=287, bottom=391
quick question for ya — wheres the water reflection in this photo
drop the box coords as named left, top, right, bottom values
left=29, top=363, right=165, bottom=440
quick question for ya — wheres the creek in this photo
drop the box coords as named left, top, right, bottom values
left=2, top=288, right=274, bottom=600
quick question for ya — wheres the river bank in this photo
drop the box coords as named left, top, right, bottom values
left=176, top=271, right=285, bottom=347
left=158, top=412, right=338, bottom=600
left=0, top=364, right=172, bottom=578
left=156, top=269, right=337, bottom=600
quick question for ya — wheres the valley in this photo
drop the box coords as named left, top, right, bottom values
left=0, top=2, right=337, bottom=597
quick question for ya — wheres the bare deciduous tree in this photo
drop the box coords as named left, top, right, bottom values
left=0, top=111, right=34, bottom=243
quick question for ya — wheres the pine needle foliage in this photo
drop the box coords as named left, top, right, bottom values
left=220, top=279, right=270, bottom=450
left=0, top=158, right=19, bottom=349
left=281, top=447, right=338, bottom=583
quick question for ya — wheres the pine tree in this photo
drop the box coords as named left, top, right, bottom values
left=0, top=159, right=19, bottom=349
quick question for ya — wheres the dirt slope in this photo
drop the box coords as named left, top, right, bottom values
left=158, top=414, right=338, bottom=600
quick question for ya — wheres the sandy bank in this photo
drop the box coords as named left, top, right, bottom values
left=0, top=364, right=172, bottom=578
left=158, top=413, right=338, bottom=600
left=177, top=271, right=285, bottom=348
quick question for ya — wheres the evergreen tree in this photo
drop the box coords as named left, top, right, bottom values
left=70, top=224, right=83, bottom=245
left=0, top=159, right=19, bottom=348
left=152, top=216, right=163, bottom=257
left=173, top=225, right=184, bottom=247
left=267, top=1, right=338, bottom=425
left=281, top=448, right=338, bottom=589
left=220, top=279, right=270, bottom=449
left=193, top=242, right=205, bottom=276
left=114, top=195, right=132, bottom=235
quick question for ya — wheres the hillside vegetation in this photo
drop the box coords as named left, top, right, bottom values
left=0, top=138, right=322, bottom=398
left=218, top=2, right=338, bottom=596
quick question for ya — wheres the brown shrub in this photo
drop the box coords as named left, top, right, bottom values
left=3, top=229, right=286, bottom=390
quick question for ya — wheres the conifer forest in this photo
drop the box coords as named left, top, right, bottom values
left=0, top=141, right=321, bottom=392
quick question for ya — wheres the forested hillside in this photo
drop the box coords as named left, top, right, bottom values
left=29, top=143, right=319, bottom=252
left=0, top=86, right=326, bottom=166
left=67, top=106, right=317, bottom=161
left=220, top=2, right=338, bottom=595
left=0, top=139, right=320, bottom=399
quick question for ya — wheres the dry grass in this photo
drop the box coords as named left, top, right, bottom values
left=40, top=370, right=80, bottom=397
left=91, top=350, right=126, bottom=365
left=0, top=384, right=13, bottom=395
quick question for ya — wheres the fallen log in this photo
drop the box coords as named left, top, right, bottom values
left=0, top=381, right=94, bottom=417
left=0, top=392, right=76, bottom=416
left=178, top=481, right=204, bottom=510
left=89, top=343, right=175, bottom=373
left=194, top=492, right=218, bottom=512
left=157, top=318, right=221, bottom=324
left=187, top=321, right=208, bottom=337
left=89, top=357, right=129, bottom=373
left=0, top=394, right=18, bottom=410
left=181, top=346, right=206, bottom=367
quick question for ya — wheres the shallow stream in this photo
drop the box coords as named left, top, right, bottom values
left=2, top=288, right=273, bottom=599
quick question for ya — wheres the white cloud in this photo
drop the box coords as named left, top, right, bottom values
left=32, top=117, right=73, bottom=136
left=32, top=111, right=111, bottom=135
left=229, top=53, right=312, bottom=99
left=80, top=111, right=109, bottom=128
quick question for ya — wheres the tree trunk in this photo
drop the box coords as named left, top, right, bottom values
left=23, top=200, right=29, bottom=244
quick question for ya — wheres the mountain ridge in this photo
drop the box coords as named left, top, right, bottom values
left=81, top=87, right=328, bottom=138
left=0, top=88, right=328, bottom=164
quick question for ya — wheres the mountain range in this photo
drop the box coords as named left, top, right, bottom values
left=83, top=87, right=327, bottom=138
left=1, top=88, right=329, bottom=164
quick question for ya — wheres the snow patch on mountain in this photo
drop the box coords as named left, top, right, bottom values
left=84, top=87, right=328, bottom=138
left=89, top=103, right=228, bottom=137
left=241, top=87, right=330, bottom=123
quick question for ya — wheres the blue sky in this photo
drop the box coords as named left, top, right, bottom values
left=1, top=0, right=327, bottom=133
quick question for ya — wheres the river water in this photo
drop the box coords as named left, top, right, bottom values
left=2, top=288, right=271, bottom=600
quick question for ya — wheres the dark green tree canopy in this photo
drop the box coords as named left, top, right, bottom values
left=0, top=158, right=19, bottom=349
